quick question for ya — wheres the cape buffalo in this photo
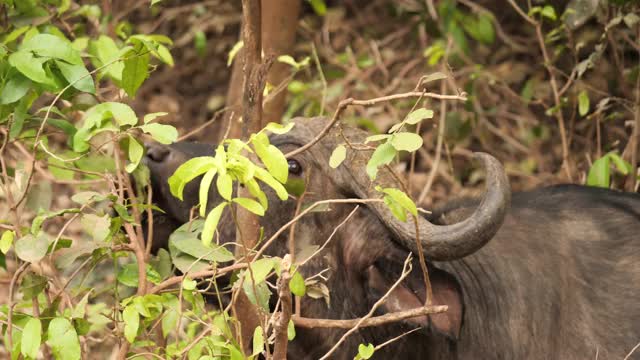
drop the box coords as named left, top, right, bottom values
left=140, top=116, right=640, bottom=359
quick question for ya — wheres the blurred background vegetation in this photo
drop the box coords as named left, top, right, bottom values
left=76, top=0, right=640, bottom=202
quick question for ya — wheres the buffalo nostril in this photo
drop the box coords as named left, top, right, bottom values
left=145, top=142, right=170, bottom=162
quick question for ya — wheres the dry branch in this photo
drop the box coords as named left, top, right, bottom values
left=292, top=305, right=447, bottom=329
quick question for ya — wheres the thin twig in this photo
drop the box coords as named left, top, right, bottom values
left=624, top=342, right=640, bottom=360
left=272, top=255, right=293, bottom=359
left=285, top=91, right=467, bottom=159
left=418, top=77, right=448, bottom=204
left=318, top=256, right=422, bottom=359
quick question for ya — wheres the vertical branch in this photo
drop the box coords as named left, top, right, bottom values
left=273, top=255, right=293, bottom=359
left=629, top=26, right=640, bottom=192
left=241, top=0, right=264, bottom=136
left=231, top=0, right=267, bottom=355
left=262, top=0, right=302, bottom=124
left=221, top=0, right=300, bottom=141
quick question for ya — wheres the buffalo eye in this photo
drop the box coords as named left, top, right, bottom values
left=288, top=159, right=303, bottom=176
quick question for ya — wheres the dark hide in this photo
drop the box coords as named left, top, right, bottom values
left=141, top=118, right=640, bottom=359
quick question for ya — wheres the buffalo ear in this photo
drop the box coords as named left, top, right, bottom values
left=366, top=265, right=463, bottom=340
left=427, top=269, right=464, bottom=339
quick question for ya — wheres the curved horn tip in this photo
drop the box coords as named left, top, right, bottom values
left=473, top=152, right=511, bottom=193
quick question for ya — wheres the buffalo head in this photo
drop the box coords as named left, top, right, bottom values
left=142, top=116, right=511, bottom=358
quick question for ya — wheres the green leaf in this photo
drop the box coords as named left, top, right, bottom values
left=278, top=55, right=298, bottom=68
left=383, top=195, right=407, bottom=221
left=73, top=318, right=91, bottom=336
left=168, top=157, right=217, bottom=200
left=32, top=208, right=81, bottom=235
left=47, top=318, right=81, bottom=360
left=80, top=213, right=111, bottom=242
left=243, top=279, right=271, bottom=311
left=329, top=145, right=347, bottom=168
left=169, top=225, right=234, bottom=266
left=201, top=202, right=228, bottom=247
left=71, top=191, right=105, bottom=205
left=73, top=102, right=138, bottom=151
left=227, top=40, right=244, bottom=66
left=244, top=258, right=276, bottom=285
left=199, top=168, right=217, bottom=217
left=123, top=305, right=139, bottom=343
left=161, top=295, right=179, bottom=338
left=47, top=157, right=75, bottom=180
left=609, top=153, right=631, bottom=175
left=287, top=319, right=296, bottom=340
left=624, top=12, right=640, bottom=28
left=464, top=14, right=495, bottom=44
left=15, top=233, right=49, bottom=263
left=89, top=35, right=124, bottom=82
left=233, top=197, right=265, bottom=216
left=405, top=108, right=434, bottom=125
left=122, top=49, right=150, bottom=98
left=0, top=230, right=14, bottom=254
left=22, top=33, right=82, bottom=64
left=140, top=123, right=178, bottom=144
left=156, top=44, right=174, bottom=66
left=358, top=343, right=375, bottom=359
left=252, top=326, right=264, bottom=356
left=2, top=25, right=30, bottom=45
left=117, top=263, right=162, bottom=287
left=254, top=167, right=289, bottom=200
left=587, top=155, right=610, bottom=188
left=0, top=73, right=31, bottom=104
left=194, top=30, right=207, bottom=56
left=390, top=132, right=423, bottom=152
left=72, top=291, right=92, bottom=319
left=419, top=73, right=447, bottom=86
left=365, top=134, right=391, bottom=143
left=277, top=55, right=309, bottom=70
left=252, top=133, right=289, bottom=183
left=379, top=187, right=418, bottom=217
left=541, top=5, right=557, bottom=21
left=9, top=50, right=53, bottom=85
left=264, top=122, right=295, bottom=134
left=578, top=90, right=590, bottom=116
left=21, top=273, right=48, bottom=300
left=21, top=317, right=42, bottom=359
left=182, top=278, right=197, bottom=290
left=307, top=0, right=327, bottom=16
left=143, top=112, right=168, bottom=123
left=366, top=142, right=397, bottom=180
left=290, top=270, right=306, bottom=296
left=55, top=60, right=95, bottom=93
left=216, top=172, right=233, bottom=201
left=126, top=136, right=143, bottom=173
left=93, top=102, right=138, bottom=126
left=247, top=178, right=269, bottom=209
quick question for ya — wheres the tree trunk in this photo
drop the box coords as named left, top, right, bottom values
left=220, top=0, right=301, bottom=140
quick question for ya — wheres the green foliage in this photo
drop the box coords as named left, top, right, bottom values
left=329, top=144, right=347, bottom=168
left=578, top=90, right=590, bottom=116
left=355, top=343, right=375, bottom=360
left=0, top=1, right=189, bottom=357
left=587, top=152, right=633, bottom=188
left=307, top=0, right=327, bottom=16
left=364, top=107, right=433, bottom=180
left=377, top=186, right=418, bottom=222
left=169, top=124, right=293, bottom=245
